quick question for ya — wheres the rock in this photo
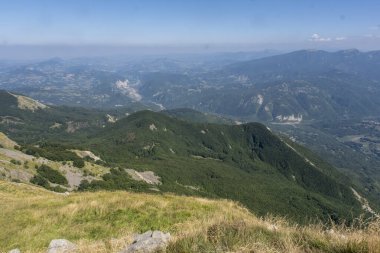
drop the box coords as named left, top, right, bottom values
left=47, top=239, right=76, bottom=253
left=8, top=249, right=21, bottom=253
left=120, top=230, right=171, bottom=253
left=133, top=230, right=154, bottom=242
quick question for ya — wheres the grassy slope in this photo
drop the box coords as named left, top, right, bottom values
left=1, top=181, right=379, bottom=253
left=276, top=123, right=380, bottom=212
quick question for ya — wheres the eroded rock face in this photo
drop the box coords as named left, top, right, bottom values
left=46, top=239, right=76, bottom=253
left=119, top=230, right=171, bottom=253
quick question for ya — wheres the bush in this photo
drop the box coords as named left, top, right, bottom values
left=83, top=155, right=94, bottom=162
left=95, top=160, right=106, bottom=166
left=73, top=159, right=85, bottom=168
left=78, top=168, right=149, bottom=192
left=37, top=164, right=68, bottom=185
left=30, top=175, right=49, bottom=188
left=30, top=174, right=66, bottom=192
left=49, top=185, right=66, bottom=193
left=21, top=143, right=80, bottom=162
left=10, top=159, right=22, bottom=165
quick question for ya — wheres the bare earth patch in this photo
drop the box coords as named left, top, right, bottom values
left=0, top=148, right=34, bottom=161
left=72, top=150, right=102, bottom=161
left=10, top=93, right=47, bottom=112
left=125, top=169, right=161, bottom=185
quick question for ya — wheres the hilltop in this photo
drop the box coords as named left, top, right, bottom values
left=1, top=181, right=379, bottom=253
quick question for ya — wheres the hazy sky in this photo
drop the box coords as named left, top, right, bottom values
left=1, top=0, right=380, bottom=56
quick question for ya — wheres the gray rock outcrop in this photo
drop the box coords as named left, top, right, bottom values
left=119, top=230, right=171, bottom=253
left=46, top=239, right=76, bottom=253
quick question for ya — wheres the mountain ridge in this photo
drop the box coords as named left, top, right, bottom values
left=0, top=92, right=370, bottom=222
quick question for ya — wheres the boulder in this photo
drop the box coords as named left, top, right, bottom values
left=47, top=239, right=76, bottom=253
left=120, top=230, right=171, bottom=253
left=8, top=249, right=21, bottom=253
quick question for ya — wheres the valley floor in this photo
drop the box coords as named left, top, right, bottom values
left=1, top=181, right=379, bottom=253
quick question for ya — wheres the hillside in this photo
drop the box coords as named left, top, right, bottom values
left=132, top=50, right=380, bottom=209
left=271, top=121, right=380, bottom=212
left=0, top=90, right=147, bottom=143
left=83, top=110, right=365, bottom=222
left=0, top=130, right=113, bottom=192
left=162, top=108, right=236, bottom=125
left=1, top=181, right=379, bottom=253
left=0, top=91, right=376, bottom=223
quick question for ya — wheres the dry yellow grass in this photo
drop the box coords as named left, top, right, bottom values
left=1, top=181, right=379, bottom=253
left=0, top=132, right=18, bottom=150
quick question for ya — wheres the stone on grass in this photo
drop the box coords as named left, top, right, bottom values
left=119, top=230, right=171, bottom=253
left=46, top=239, right=76, bottom=253
left=8, top=249, right=21, bottom=253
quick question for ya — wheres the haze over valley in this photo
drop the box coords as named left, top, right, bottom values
left=1, top=1, right=380, bottom=252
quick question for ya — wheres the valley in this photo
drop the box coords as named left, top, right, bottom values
left=1, top=50, right=380, bottom=253
left=2, top=2, right=380, bottom=252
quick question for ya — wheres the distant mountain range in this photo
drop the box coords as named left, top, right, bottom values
left=140, top=49, right=380, bottom=122
left=2, top=49, right=379, bottom=123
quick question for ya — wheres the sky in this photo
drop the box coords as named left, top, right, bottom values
left=0, top=0, right=380, bottom=57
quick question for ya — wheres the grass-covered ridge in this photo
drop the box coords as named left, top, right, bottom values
left=1, top=181, right=379, bottom=253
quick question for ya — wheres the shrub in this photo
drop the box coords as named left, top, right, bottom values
left=78, top=168, right=149, bottom=192
left=49, top=185, right=66, bottom=193
left=30, top=174, right=66, bottom=192
left=10, top=159, right=22, bottom=165
left=21, top=143, right=80, bottom=162
left=37, top=164, right=68, bottom=185
left=30, top=175, right=49, bottom=188
left=83, top=155, right=94, bottom=162
left=73, top=159, right=85, bottom=168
